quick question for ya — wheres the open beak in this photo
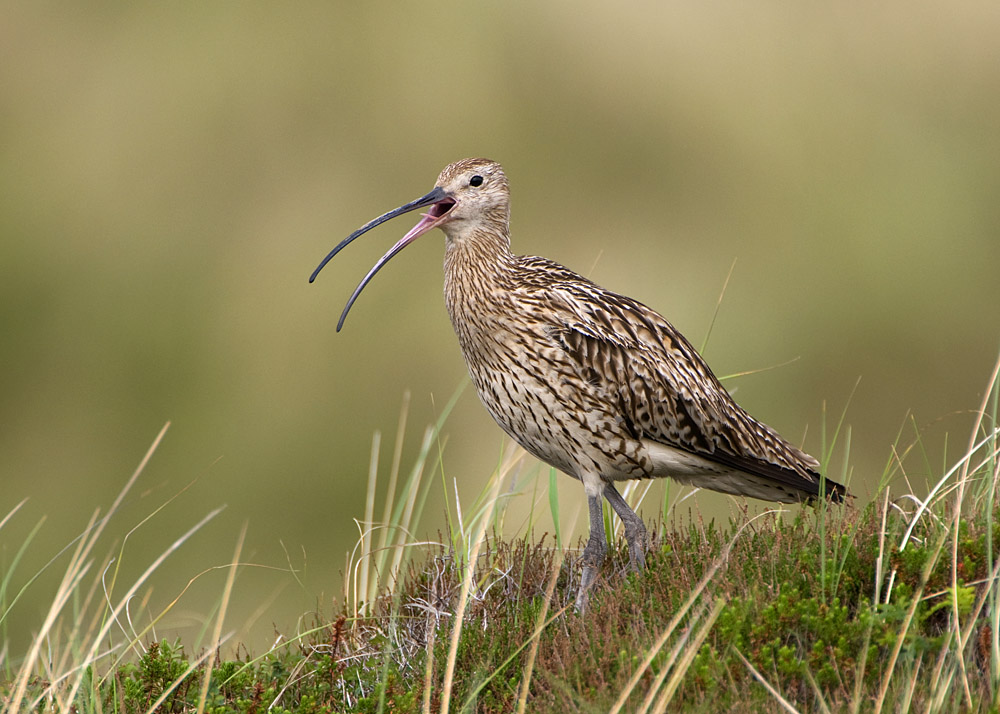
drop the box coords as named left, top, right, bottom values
left=309, top=186, right=457, bottom=331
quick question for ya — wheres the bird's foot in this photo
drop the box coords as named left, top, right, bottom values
left=623, top=520, right=648, bottom=573
left=628, top=539, right=647, bottom=573
left=575, top=563, right=599, bottom=612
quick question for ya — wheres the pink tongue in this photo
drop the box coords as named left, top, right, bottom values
left=400, top=212, right=440, bottom=243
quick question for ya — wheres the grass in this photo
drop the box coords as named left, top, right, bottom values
left=2, top=355, right=1000, bottom=713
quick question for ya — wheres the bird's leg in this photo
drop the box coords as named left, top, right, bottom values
left=603, top=483, right=647, bottom=572
left=576, top=491, right=607, bottom=612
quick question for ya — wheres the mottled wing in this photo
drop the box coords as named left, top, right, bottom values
left=522, top=259, right=840, bottom=500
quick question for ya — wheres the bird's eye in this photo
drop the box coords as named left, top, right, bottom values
left=469, top=175, right=484, bottom=187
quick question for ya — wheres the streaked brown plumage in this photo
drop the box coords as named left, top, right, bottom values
left=311, top=158, right=847, bottom=608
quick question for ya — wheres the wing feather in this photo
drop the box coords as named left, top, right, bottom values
left=521, top=267, right=843, bottom=501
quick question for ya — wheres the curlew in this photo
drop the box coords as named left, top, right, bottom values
left=310, top=158, right=847, bottom=608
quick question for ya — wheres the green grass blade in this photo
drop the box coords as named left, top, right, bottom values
left=548, top=467, right=562, bottom=550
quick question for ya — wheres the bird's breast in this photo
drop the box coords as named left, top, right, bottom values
left=444, top=303, right=653, bottom=481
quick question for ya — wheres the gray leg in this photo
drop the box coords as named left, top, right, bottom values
left=576, top=492, right=607, bottom=612
left=603, top=483, right=647, bottom=572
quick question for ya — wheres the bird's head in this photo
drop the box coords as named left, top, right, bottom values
left=430, top=158, right=509, bottom=240
left=309, top=158, right=509, bottom=331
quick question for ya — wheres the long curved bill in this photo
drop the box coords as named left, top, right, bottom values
left=309, top=186, right=453, bottom=331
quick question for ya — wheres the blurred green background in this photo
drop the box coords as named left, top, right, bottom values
left=2, top=2, right=998, bottom=654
